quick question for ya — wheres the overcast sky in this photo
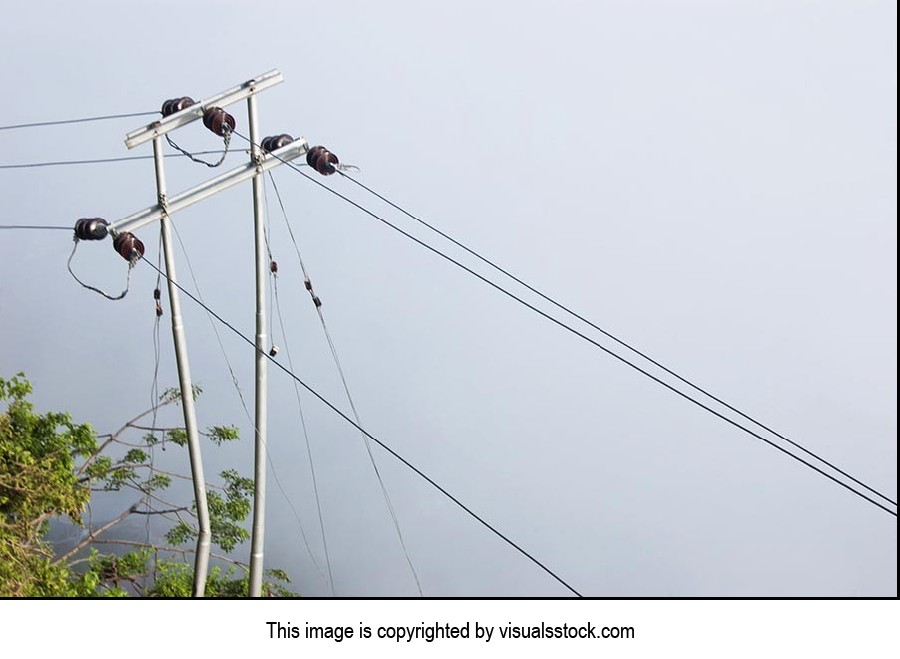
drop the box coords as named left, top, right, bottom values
left=0, top=0, right=896, bottom=596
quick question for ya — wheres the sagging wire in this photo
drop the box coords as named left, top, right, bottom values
left=146, top=226, right=164, bottom=585
left=268, top=171, right=423, bottom=596
left=140, top=255, right=583, bottom=597
left=67, top=227, right=143, bottom=301
left=166, top=218, right=329, bottom=586
left=165, top=131, right=232, bottom=168
left=262, top=181, right=336, bottom=596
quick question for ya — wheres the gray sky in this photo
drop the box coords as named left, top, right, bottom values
left=0, top=0, right=895, bottom=596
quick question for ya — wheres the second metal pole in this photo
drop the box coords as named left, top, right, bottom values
left=152, top=136, right=211, bottom=597
left=247, top=95, right=268, bottom=598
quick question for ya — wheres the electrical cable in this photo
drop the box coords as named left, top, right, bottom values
left=339, top=172, right=898, bottom=508
left=140, top=255, right=583, bottom=597
left=0, top=150, right=240, bottom=170
left=267, top=172, right=423, bottom=596
left=165, top=132, right=231, bottom=168
left=270, top=266, right=336, bottom=597
left=0, top=110, right=159, bottom=131
left=67, top=239, right=134, bottom=301
left=166, top=219, right=329, bottom=584
left=262, top=184, right=336, bottom=596
left=146, top=226, right=164, bottom=584
left=0, top=224, right=71, bottom=230
left=230, top=132, right=896, bottom=518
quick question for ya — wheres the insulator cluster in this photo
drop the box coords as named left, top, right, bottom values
left=113, top=232, right=145, bottom=262
left=307, top=145, right=339, bottom=176
left=73, top=218, right=109, bottom=241
left=261, top=134, right=294, bottom=152
left=153, top=287, right=163, bottom=317
left=161, top=96, right=195, bottom=117
left=202, top=107, right=236, bottom=137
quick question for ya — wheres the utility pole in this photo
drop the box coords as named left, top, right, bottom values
left=151, top=134, right=211, bottom=596
left=247, top=93, right=268, bottom=598
left=76, top=70, right=306, bottom=597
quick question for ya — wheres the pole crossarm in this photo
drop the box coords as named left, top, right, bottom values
left=123, top=69, right=284, bottom=149
left=109, top=139, right=307, bottom=235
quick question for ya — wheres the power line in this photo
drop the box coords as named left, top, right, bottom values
left=233, top=133, right=896, bottom=518
left=270, top=268, right=336, bottom=596
left=140, top=255, right=583, bottom=597
left=0, top=150, right=238, bottom=170
left=339, top=172, right=898, bottom=509
left=166, top=218, right=330, bottom=586
left=0, top=111, right=159, bottom=131
left=262, top=183, right=336, bottom=596
left=0, top=225, right=71, bottom=230
left=267, top=172, right=422, bottom=596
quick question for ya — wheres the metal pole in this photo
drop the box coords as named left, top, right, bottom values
left=152, top=136, right=211, bottom=597
left=247, top=95, right=268, bottom=598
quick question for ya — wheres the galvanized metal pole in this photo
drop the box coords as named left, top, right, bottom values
left=152, top=136, right=212, bottom=597
left=247, top=94, right=268, bottom=598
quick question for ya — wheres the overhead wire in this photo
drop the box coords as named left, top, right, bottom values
left=0, top=150, right=240, bottom=170
left=146, top=226, right=164, bottom=584
left=262, top=183, right=336, bottom=596
left=230, top=131, right=897, bottom=518
left=140, top=255, right=583, bottom=597
left=267, top=172, right=423, bottom=596
left=165, top=218, right=330, bottom=585
left=338, top=172, right=898, bottom=508
left=0, top=110, right=159, bottom=131
left=0, top=224, right=71, bottom=230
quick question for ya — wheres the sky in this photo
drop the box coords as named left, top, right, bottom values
left=0, top=0, right=896, bottom=597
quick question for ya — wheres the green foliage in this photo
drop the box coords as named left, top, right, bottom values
left=206, top=425, right=240, bottom=446
left=0, top=373, right=296, bottom=598
left=148, top=563, right=294, bottom=598
left=1, top=373, right=95, bottom=596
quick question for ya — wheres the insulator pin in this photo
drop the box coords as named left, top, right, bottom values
left=202, top=107, right=236, bottom=137
left=161, top=96, right=195, bottom=117
left=306, top=145, right=339, bottom=176
left=73, top=218, right=109, bottom=241
left=261, top=134, right=294, bottom=152
left=113, top=232, right=145, bottom=262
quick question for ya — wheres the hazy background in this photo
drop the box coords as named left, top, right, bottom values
left=0, top=0, right=896, bottom=596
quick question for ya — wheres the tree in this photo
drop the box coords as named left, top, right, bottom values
left=0, top=373, right=294, bottom=597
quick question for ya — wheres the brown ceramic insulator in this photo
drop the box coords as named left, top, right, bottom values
left=305, top=146, right=324, bottom=167
left=304, top=278, right=312, bottom=291
left=202, top=107, right=236, bottom=136
left=261, top=134, right=294, bottom=152
left=153, top=288, right=161, bottom=300
left=155, top=302, right=163, bottom=317
left=74, top=218, right=109, bottom=241
left=161, top=96, right=195, bottom=117
left=113, top=232, right=145, bottom=262
left=312, top=295, right=322, bottom=308
left=269, top=261, right=278, bottom=274
left=315, top=150, right=338, bottom=175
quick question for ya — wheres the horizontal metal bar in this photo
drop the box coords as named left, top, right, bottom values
left=110, top=139, right=307, bottom=235
left=124, top=70, right=284, bottom=149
